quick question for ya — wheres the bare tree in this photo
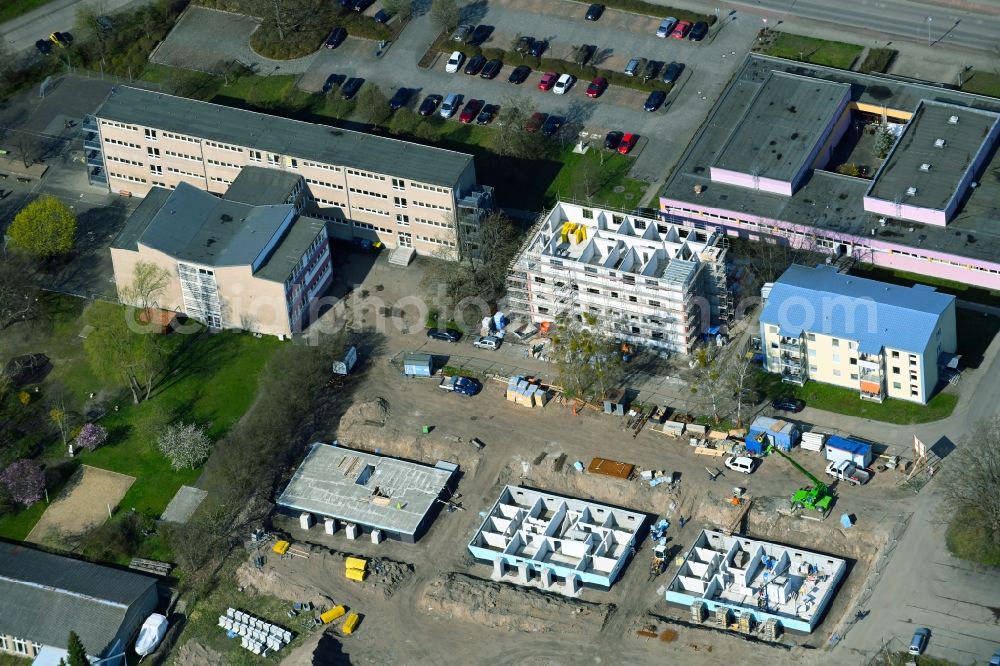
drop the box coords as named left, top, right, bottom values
left=430, top=0, right=460, bottom=31
left=120, top=261, right=171, bottom=312
left=13, top=133, right=40, bottom=169
left=493, top=98, right=534, bottom=159
left=0, top=256, right=39, bottom=330
left=940, top=417, right=1000, bottom=561
left=686, top=342, right=730, bottom=424
left=382, top=0, right=412, bottom=19
left=549, top=313, right=624, bottom=401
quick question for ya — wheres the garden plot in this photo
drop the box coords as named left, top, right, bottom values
left=26, top=465, right=134, bottom=546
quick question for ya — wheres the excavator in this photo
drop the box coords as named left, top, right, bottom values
left=763, top=440, right=835, bottom=516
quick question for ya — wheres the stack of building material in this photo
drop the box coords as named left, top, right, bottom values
left=345, top=556, right=367, bottom=582
left=342, top=612, right=360, bottom=635
left=320, top=606, right=346, bottom=624
left=505, top=375, right=550, bottom=408
left=690, top=601, right=706, bottom=623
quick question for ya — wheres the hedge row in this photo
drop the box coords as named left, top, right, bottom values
left=858, top=48, right=897, bottom=74
left=568, top=0, right=715, bottom=24
left=439, top=41, right=673, bottom=93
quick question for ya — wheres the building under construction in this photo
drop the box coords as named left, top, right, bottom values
left=467, top=485, right=646, bottom=596
left=665, top=529, right=846, bottom=634
left=506, top=201, right=731, bottom=354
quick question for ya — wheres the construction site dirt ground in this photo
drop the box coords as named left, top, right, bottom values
left=244, top=341, right=922, bottom=666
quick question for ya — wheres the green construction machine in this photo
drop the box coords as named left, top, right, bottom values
left=764, top=442, right=834, bottom=515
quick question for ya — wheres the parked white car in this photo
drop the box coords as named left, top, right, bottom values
left=553, top=73, right=575, bottom=95
left=473, top=335, right=501, bottom=350
left=724, top=456, right=756, bottom=475
left=445, top=51, right=465, bottom=73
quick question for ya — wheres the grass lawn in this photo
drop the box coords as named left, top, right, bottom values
left=961, top=70, right=1000, bottom=99
left=946, top=506, right=1000, bottom=568
left=851, top=264, right=1000, bottom=308
left=763, top=33, right=864, bottom=70
left=544, top=149, right=648, bottom=210
left=0, top=301, right=281, bottom=545
left=170, top=559, right=316, bottom=666
left=792, top=381, right=957, bottom=424
left=0, top=0, right=56, bottom=22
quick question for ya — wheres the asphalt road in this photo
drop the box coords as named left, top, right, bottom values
left=2, top=0, right=141, bottom=53
left=712, top=0, right=1000, bottom=53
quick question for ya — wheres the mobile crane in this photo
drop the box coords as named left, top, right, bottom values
left=763, top=439, right=834, bottom=515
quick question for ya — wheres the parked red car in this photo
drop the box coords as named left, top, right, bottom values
left=586, top=76, right=608, bottom=98
left=670, top=20, right=691, bottom=38
left=537, top=72, right=558, bottom=91
left=618, top=133, right=638, bottom=154
left=525, top=112, right=547, bottom=132
left=459, top=99, right=485, bottom=123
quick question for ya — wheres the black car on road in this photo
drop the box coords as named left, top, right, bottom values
left=529, top=39, right=547, bottom=57
left=35, top=39, right=53, bottom=55
left=427, top=328, right=461, bottom=343
left=464, top=54, right=486, bottom=75
left=418, top=94, right=443, bottom=116
left=508, top=65, right=531, bottom=84
left=772, top=397, right=805, bottom=413
left=480, top=59, right=503, bottom=79
left=585, top=3, right=604, bottom=20
left=689, top=21, right=709, bottom=41
left=604, top=130, right=623, bottom=150
left=476, top=104, right=498, bottom=125
left=662, top=61, right=684, bottom=84
left=325, top=26, right=347, bottom=49
left=322, top=74, right=344, bottom=94
left=470, top=24, right=493, bottom=46
left=541, top=115, right=563, bottom=138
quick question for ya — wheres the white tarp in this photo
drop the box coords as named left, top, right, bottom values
left=135, top=613, right=168, bottom=656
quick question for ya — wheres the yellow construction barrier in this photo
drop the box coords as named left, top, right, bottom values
left=345, top=568, right=366, bottom=582
left=342, top=612, right=360, bottom=635
left=272, top=540, right=290, bottom=555
left=345, top=557, right=367, bottom=571
left=320, top=605, right=346, bottom=624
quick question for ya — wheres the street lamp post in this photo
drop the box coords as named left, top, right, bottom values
left=762, top=17, right=768, bottom=40
left=926, top=16, right=932, bottom=47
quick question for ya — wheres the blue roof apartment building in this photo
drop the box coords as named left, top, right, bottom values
left=759, top=264, right=956, bottom=404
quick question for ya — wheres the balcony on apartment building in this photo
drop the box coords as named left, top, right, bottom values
left=777, top=335, right=804, bottom=353
left=780, top=367, right=808, bottom=385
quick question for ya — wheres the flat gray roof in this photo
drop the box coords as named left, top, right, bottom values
left=713, top=72, right=849, bottom=183
left=256, top=215, right=326, bottom=283
left=276, top=443, right=455, bottom=537
left=225, top=166, right=302, bottom=206
left=111, top=186, right=171, bottom=251
left=867, top=100, right=999, bottom=210
left=661, top=55, right=1000, bottom=265
left=96, top=87, right=474, bottom=188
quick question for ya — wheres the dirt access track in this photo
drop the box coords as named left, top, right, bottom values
left=255, top=340, right=913, bottom=665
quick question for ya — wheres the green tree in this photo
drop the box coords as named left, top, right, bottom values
left=493, top=99, right=534, bottom=159
left=7, top=196, right=77, bottom=259
left=430, top=0, right=460, bottom=32
left=66, top=631, right=88, bottom=666
left=382, top=0, right=411, bottom=19
left=549, top=313, right=624, bottom=402
left=120, top=260, right=171, bottom=312
left=83, top=301, right=164, bottom=404
left=388, top=107, right=420, bottom=136
left=356, top=84, right=392, bottom=130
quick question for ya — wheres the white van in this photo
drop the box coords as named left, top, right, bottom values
left=725, top=456, right=755, bottom=475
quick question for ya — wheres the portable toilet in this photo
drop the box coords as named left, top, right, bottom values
left=402, top=352, right=433, bottom=377
left=747, top=416, right=800, bottom=453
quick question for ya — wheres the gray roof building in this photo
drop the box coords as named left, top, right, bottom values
left=0, top=540, right=159, bottom=658
left=224, top=165, right=304, bottom=207
left=95, top=87, right=474, bottom=187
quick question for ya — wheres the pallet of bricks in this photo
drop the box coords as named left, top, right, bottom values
left=218, top=608, right=292, bottom=656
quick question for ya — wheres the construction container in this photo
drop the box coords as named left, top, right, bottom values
left=402, top=352, right=433, bottom=377
left=345, top=568, right=366, bottom=582
left=746, top=416, right=800, bottom=453
left=299, top=512, right=314, bottom=530
left=272, top=540, right=290, bottom=555
left=345, top=523, right=360, bottom=540
left=801, top=431, right=825, bottom=452
left=345, top=557, right=367, bottom=571
left=320, top=606, right=346, bottom=624
left=342, top=613, right=360, bottom=635
left=824, top=436, right=873, bottom=467
left=324, top=518, right=337, bottom=535
left=370, top=529, right=383, bottom=544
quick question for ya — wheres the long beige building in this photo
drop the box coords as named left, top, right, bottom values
left=111, top=168, right=333, bottom=337
left=87, top=87, right=493, bottom=260
left=759, top=264, right=957, bottom=404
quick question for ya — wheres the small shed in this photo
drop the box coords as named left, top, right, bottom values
left=824, top=436, right=873, bottom=468
left=403, top=352, right=433, bottom=377
left=603, top=388, right=628, bottom=416
left=332, top=346, right=358, bottom=375
left=746, top=416, right=800, bottom=454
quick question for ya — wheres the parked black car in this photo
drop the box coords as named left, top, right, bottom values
left=689, top=21, right=709, bottom=41
left=508, top=65, right=531, bottom=84
left=604, top=130, right=623, bottom=150
left=427, top=328, right=461, bottom=343
left=463, top=54, right=486, bottom=75
left=528, top=39, right=548, bottom=57
left=341, top=77, right=363, bottom=100
left=480, top=59, right=503, bottom=79
left=418, top=94, right=443, bottom=116
left=322, top=74, right=344, bottom=94
left=662, top=61, right=684, bottom=84
left=470, top=24, right=493, bottom=46
left=642, top=60, right=661, bottom=82
left=541, top=115, right=563, bottom=138
left=772, top=397, right=805, bottom=413
left=476, top=104, right=499, bottom=125
left=373, top=9, right=390, bottom=23
left=585, top=3, right=605, bottom=20
left=389, top=87, right=412, bottom=111
left=643, top=90, right=666, bottom=111
left=514, top=36, right=534, bottom=54
left=324, top=26, right=347, bottom=49
left=35, top=39, right=53, bottom=55
left=352, top=0, right=374, bottom=12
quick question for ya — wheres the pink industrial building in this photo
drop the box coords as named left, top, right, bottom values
left=660, top=55, right=1000, bottom=290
